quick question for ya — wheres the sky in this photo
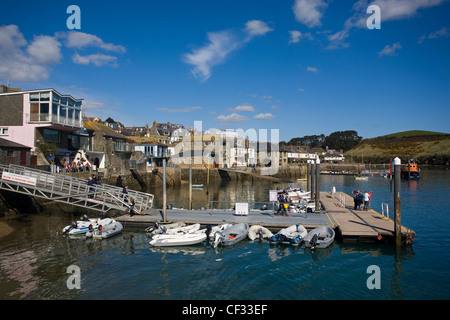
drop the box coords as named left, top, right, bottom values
left=0, top=0, right=449, bottom=142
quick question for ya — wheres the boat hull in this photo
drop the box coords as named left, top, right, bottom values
left=304, top=226, right=335, bottom=249
left=150, top=233, right=207, bottom=247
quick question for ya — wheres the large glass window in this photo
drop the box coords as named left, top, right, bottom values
left=43, top=129, right=60, bottom=143
left=30, top=93, right=40, bottom=102
left=40, top=92, right=50, bottom=101
left=30, top=103, right=39, bottom=121
left=40, top=103, right=49, bottom=121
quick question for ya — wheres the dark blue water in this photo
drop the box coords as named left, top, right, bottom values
left=0, top=169, right=449, bottom=300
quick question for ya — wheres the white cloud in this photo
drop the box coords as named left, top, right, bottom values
left=289, top=30, right=314, bottom=44
left=157, top=106, right=202, bottom=113
left=27, top=35, right=62, bottom=64
left=328, top=0, right=447, bottom=49
left=230, top=103, right=255, bottom=112
left=82, top=101, right=108, bottom=110
left=183, top=20, right=273, bottom=81
left=307, top=66, right=318, bottom=73
left=292, top=0, right=329, bottom=28
left=57, top=31, right=126, bottom=53
left=245, top=20, right=273, bottom=36
left=379, top=42, right=402, bottom=56
left=216, top=113, right=249, bottom=123
left=0, top=25, right=61, bottom=82
left=253, top=113, right=275, bottom=120
left=297, top=88, right=306, bottom=92
left=72, top=53, right=118, bottom=66
left=183, top=30, right=241, bottom=81
left=418, top=27, right=449, bottom=43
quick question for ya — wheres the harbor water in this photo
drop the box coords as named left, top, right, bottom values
left=0, top=169, right=449, bottom=300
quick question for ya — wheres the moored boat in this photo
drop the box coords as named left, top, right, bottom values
left=213, top=223, right=249, bottom=248
left=304, top=226, right=335, bottom=249
left=401, top=160, right=420, bottom=179
left=150, top=232, right=207, bottom=247
left=248, top=225, right=273, bottom=241
left=87, top=220, right=124, bottom=239
left=269, top=224, right=308, bottom=246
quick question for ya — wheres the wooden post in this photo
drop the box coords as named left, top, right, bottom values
left=315, top=158, right=320, bottom=212
left=307, top=160, right=311, bottom=192
left=189, top=161, right=192, bottom=210
left=163, top=159, right=167, bottom=222
left=394, top=157, right=402, bottom=247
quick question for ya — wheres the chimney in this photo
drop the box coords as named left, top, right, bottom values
left=290, top=145, right=293, bottom=151
left=326, top=146, right=329, bottom=152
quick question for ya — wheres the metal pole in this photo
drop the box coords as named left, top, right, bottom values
left=394, top=157, right=402, bottom=247
left=315, top=158, right=320, bottom=212
left=163, top=159, right=167, bottom=222
left=189, top=161, right=192, bottom=210
left=310, top=160, right=315, bottom=200
left=307, top=160, right=311, bottom=192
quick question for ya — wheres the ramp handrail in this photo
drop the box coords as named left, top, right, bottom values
left=0, top=164, right=154, bottom=213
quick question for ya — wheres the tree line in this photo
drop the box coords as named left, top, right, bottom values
left=280, top=130, right=362, bottom=152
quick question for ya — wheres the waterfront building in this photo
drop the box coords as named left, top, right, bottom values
left=0, top=137, right=32, bottom=166
left=0, top=84, right=83, bottom=166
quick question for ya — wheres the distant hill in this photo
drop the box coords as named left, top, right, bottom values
left=345, top=130, right=450, bottom=165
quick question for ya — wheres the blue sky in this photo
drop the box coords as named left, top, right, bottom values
left=1, top=0, right=449, bottom=141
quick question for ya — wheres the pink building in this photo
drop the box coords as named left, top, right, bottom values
left=0, top=85, right=83, bottom=165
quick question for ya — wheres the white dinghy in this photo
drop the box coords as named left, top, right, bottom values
left=86, top=219, right=123, bottom=239
left=248, top=225, right=273, bottom=241
left=304, top=226, right=335, bottom=249
left=150, top=232, right=207, bottom=247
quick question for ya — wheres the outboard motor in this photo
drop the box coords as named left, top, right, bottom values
left=213, top=231, right=223, bottom=249
left=258, top=228, right=264, bottom=240
left=64, top=221, right=77, bottom=233
left=82, top=214, right=89, bottom=221
left=205, top=225, right=212, bottom=242
left=310, top=234, right=318, bottom=249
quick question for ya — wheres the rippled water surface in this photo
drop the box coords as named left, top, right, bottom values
left=0, top=169, right=449, bottom=300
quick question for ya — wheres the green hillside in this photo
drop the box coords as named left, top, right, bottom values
left=345, top=130, right=450, bottom=165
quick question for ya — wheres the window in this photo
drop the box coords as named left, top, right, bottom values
left=43, top=129, right=60, bottom=143
left=40, top=103, right=49, bottom=121
left=0, top=128, right=8, bottom=136
left=30, top=103, right=40, bottom=121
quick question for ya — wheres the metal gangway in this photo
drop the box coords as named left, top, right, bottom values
left=0, top=164, right=154, bottom=214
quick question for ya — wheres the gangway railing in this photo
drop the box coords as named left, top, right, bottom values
left=0, top=164, right=154, bottom=214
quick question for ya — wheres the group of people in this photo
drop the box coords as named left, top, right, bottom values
left=276, top=193, right=290, bottom=216
left=86, top=174, right=100, bottom=199
left=353, top=190, right=373, bottom=211
left=121, top=185, right=136, bottom=216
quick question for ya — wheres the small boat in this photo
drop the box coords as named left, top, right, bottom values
left=164, top=223, right=200, bottom=235
left=213, top=223, right=249, bottom=248
left=63, top=215, right=111, bottom=236
left=304, top=226, right=335, bottom=249
left=86, top=220, right=124, bottom=239
left=150, top=232, right=207, bottom=247
left=269, top=224, right=308, bottom=246
left=146, top=221, right=186, bottom=235
left=248, top=225, right=273, bottom=241
left=355, top=175, right=369, bottom=180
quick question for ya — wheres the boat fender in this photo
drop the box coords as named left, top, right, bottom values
left=88, top=224, right=93, bottom=230
left=98, top=225, right=103, bottom=231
